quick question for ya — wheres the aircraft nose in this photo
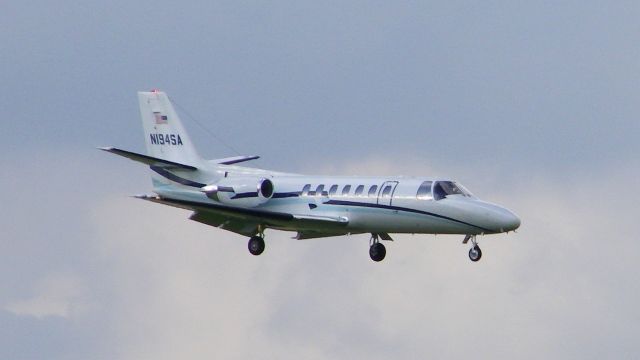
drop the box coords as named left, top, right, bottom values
left=498, top=208, right=521, bottom=232
left=473, top=201, right=521, bottom=233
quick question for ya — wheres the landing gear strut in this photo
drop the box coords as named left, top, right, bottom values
left=463, top=235, right=482, bottom=262
left=248, top=235, right=265, bottom=256
left=369, top=234, right=386, bottom=262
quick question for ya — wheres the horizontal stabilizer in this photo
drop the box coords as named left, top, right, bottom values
left=100, top=147, right=197, bottom=170
left=210, top=155, right=260, bottom=165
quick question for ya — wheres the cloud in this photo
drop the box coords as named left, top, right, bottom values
left=3, top=147, right=639, bottom=359
left=3, top=1, right=639, bottom=357
left=4, top=273, right=84, bottom=319
left=77, top=156, right=639, bottom=359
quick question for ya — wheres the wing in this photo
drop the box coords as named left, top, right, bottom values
left=294, top=230, right=360, bottom=240
left=189, top=211, right=260, bottom=237
left=136, top=195, right=349, bottom=237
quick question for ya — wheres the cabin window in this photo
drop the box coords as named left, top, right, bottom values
left=315, top=184, right=325, bottom=196
left=382, top=185, right=392, bottom=197
left=302, top=184, right=311, bottom=196
left=416, top=181, right=433, bottom=200
left=368, top=185, right=378, bottom=197
left=329, top=185, right=339, bottom=196
left=342, top=185, right=352, bottom=196
left=355, top=185, right=365, bottom=196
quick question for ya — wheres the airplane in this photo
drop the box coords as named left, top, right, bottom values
left=101, top=90, right=521, bottom=262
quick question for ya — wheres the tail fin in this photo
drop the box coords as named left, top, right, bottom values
left=138, top=90, right=201, bottom=166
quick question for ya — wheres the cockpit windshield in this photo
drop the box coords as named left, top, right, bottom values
left=433, top=181, right=473, bottom=200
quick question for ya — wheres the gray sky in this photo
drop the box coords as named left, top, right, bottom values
left=2, top=1, right=639, bottom=359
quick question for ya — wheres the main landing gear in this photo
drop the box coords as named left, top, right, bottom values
left=248, top=235, right=265, bottom=256
left=369, top=234, right=386, bottom=262
left=463, top=235, right=482, bottom=262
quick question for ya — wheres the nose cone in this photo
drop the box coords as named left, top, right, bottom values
left=499, top=208, right=521, bottom=232
left=470, top=201, right=521, bottom=233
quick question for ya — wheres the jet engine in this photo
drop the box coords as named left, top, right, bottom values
left=201, top=177, right=274, bottom=208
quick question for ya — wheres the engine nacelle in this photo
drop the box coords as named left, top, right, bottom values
left=202, top=177, right=274, bottom=208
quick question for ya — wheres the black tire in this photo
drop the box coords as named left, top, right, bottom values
left=468, top=245, right=482, bottom=262
left=248, top=236, right=265, bottom=256
left=369, top=242, right=386, bottom=262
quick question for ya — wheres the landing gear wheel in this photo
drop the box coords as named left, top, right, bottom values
left=248, top=236, right=265, bottom=256
left=369, top=242, right=386, bottom=262
left=468, top=245, right=482, bottom=262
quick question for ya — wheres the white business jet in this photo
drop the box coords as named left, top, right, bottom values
left=102, top=90, right=520, bottom=262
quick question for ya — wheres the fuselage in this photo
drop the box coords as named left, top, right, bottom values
left=152, top=165, right=521, bottom=238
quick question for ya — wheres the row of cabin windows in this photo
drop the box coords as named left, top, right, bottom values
left=302, top=181, right=469, bottom=201
left=302, top=184, right=393, bottom=198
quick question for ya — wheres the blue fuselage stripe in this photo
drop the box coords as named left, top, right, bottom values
left=324, top=200, right=493, bottom=232
left=232, top=191, right=301, bottom=199
left=231, top=192, right=259, bottom=199
left=150, top=166, right=207, bottom=188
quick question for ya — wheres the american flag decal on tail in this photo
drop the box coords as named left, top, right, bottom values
left=154, top=112, right=168, bottom=124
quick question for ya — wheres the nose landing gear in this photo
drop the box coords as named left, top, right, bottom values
left=463, top=235, right=482, bottom=262
left=468, top=245, right=482, bottom=262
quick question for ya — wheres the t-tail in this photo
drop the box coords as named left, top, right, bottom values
left=100, top=90, right=260, bottom=192
left=138, top=90, right=202, bottom=167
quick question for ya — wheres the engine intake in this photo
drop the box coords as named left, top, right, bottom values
left=258, top=178, right=274, bottom=199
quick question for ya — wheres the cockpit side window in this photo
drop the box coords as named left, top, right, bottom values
left=440, top=181, right=464, bottom=196
left=433, top=182, right=447, bottom=200
left=433, top=181, right=471, bottom=200
left=416, top=181, right=433, bottom=200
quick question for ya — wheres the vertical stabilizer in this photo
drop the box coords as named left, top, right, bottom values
left=138, top=90, right=201, bottom=166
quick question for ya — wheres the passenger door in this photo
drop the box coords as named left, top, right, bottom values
left=377, top=181, right=399, bottom=206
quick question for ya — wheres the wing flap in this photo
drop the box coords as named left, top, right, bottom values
left=189, top=211, right=258, bottom=237
left=292, top=214, right=349, bottom=223
left=294, top=231, right=357, bottom=240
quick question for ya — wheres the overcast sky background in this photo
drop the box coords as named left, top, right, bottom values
left=2, top=1, right=639, bottom=359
